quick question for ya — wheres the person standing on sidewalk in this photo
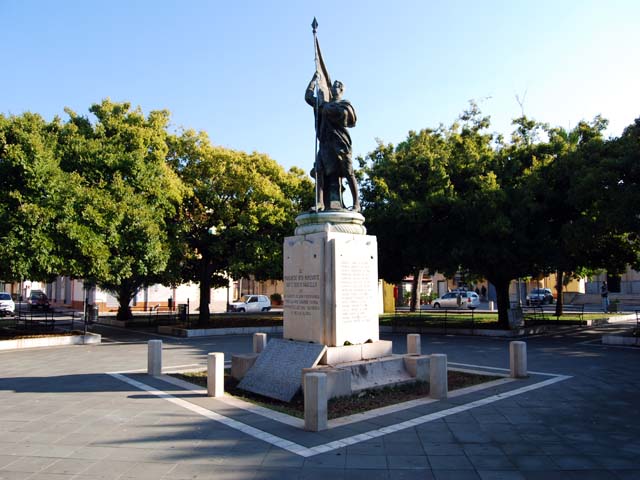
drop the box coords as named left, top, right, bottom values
left=601, top=281, right=609, bottom=313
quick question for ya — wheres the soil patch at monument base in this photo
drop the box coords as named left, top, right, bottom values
left=173, top=370, right=500, bottom=419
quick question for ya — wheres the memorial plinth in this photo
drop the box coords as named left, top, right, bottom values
left=235, top=210, right=413, bottom=405
left=283, top=211, right=379, bottom=348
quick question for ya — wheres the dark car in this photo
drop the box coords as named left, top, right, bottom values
left=28, top=290, right=50, bottom=310
left=526, top=288, right=554, bottom=306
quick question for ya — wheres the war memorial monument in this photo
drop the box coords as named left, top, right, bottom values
left=234, top=20, right=431, bottom=427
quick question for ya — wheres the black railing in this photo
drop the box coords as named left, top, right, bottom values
left=392, top=307, right=478, bottom=332
left=9, top=307, right=84, bottom=333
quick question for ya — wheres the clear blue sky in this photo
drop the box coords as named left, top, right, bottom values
left=2, top=0, right=638, bottom=172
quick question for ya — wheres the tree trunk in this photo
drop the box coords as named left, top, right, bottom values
left=493, top=278, right=511, bottom=329
left=198, top=259, right=212, bottom=327
left=554, top=270, right=564, bottom=317
left=115, top=283, right=136, bottom=322
left=409, top=268, right=424, bottom=312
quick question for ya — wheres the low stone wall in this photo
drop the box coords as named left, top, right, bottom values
left=157, top=325, right=283, bottom=337
left=96, top=318, right=127, bottom=328
left=0, top=333, right=101, bottom=350
left=381, top=313, right=634, bottom=337
left=380, top=325, right=550, bottom=337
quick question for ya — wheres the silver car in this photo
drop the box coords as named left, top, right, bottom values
left=432, top=291, right=480, bottom=309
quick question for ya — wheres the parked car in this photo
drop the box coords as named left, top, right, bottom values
left=28, top=290, right=50, bottom=310
left=0, top=292, right=15, bottom=316
left=228, top=294, right=271, bottom=313
left=526, top=288, right=554, bottom=306
left=432, top=291, right=480, bottom=309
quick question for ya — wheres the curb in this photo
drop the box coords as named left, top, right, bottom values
left=0, top=332, right=101, bottom=351
left=157, top=325, right=283, bottom=337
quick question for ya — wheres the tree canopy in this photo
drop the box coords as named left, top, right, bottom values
left=168, top=129, right=313, bottom=324
left=0, top=112, right=65, bottom=282
left=2, top=96, right=638, bottom=328
left=359, top=104, right=640, bottom=327
left=55, top=100, right=187, bottom=320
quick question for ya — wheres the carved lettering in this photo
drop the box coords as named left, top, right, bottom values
left=336, top=257, right=375, bottom=324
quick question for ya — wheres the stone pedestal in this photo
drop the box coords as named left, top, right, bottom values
left=238, top=211, right=408, bottom=406
left=283, top=212, right=379, bottom=347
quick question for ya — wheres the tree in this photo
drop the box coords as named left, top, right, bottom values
left=360, top=105, right=561, bottom=327
left=521, top=116, right=640, bottom=315
left=601, top=117, right=640, bottom=270
left=168, top=130, right=313, bottom=325
left=56, top=100, right=185, bottom=321
left=361, top=104, right=640, bottom=326
left=0, top=112, right=65, bottom=283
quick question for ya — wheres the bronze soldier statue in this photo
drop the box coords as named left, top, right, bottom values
left=306, top=20, right=359, bottom=212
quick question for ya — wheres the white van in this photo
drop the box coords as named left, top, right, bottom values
left=228, top=294, right=271, bottom=313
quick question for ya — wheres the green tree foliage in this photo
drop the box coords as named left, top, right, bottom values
left=168, top=130, right=313, bottom=325
left=601, top=117, right=640, bottom=269
left=360, top=104, right=525, bottom=325
left=512, top=116, right=640, bottom=315
left=56, top=100, right=186, bottom=320
left=0, top=112, right=65, bottom=282
left=359, top=104, right=640, bottom=327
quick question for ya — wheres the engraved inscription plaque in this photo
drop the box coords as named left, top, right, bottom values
left=333, top=235, right=379, bottom=345
left=283, top=234, right=326, bottom=344
left=238, top=338, right=327, bottom=402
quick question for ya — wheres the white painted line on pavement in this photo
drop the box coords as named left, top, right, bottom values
left=108, top=370, right=571, bottom=457
left=449, top=362, right=565, bottom=377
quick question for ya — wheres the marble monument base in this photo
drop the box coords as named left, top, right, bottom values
left=304, top=353, right=432, bottom=400
left=319, top=340, right=393, bottom=365
left=283, top=211, right=380, bottom=347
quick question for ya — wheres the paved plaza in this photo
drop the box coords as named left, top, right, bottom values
left=0, top=322, right=638, bottom=479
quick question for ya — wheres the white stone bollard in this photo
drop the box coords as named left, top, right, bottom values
left=147, top=340, right=162, bottom=376
left=253, top=333, right=267, bottom=354
left=207, top=352, right=225, bottom=397
left=407, top=333, right=421, bottom=355
left=430, top=354, right=448, bottom=399
left=404, top=355, right=430, bottom=382
left=489, top=301, right=495, bottom=311
left=231, top=353, right=258, bottom=380
left=510, top=341, right=527, bottom=378
left=304, top=372, right=328, bottom=431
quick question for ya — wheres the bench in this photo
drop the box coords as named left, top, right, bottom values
left=522, top=306, right=546, bottom=322
left=555, top=304, right=584, bottom=322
